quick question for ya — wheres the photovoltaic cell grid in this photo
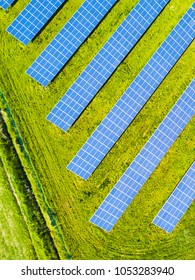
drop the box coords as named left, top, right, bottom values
left=67, top=5, right=195, bottom=180
left=0, top=0, right=14, bottom=10
left=47, top=0, right=170, bottom=131
left=90, top=78, right=195, bottom=232
left=26, top=0, right=118, bottom=86
left=7, top=0, right=66, bottom=45
left=153, top=161, right=195, bottom=233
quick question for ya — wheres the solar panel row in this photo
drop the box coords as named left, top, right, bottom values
left=0, top=0, right=14, bottom=10
left=90, top=78, right=195, bottom=232
left=47, top=0, right=170, bottom=131
left=26, top=0, right=118, bottom=86
left=67, top=5, right=195, bottom=180
left=153, top=160, right=195, bottom=233
left=7, top=0, right=66, bottom=45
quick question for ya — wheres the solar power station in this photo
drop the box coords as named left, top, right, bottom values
left=153, top=161, right=195, bottom=233
left=26, top=0, right=118, bottom=86
left=2, top=0, right=194, bottom=236
left=47, top=0, right=170, bottom=131
left=67, top=6, right=195, bottom=180
left=7, top=0, right=66, bottom=45
left=90, top=79, right=195, bottom=232
left=0, top=0, right=15, bottom=10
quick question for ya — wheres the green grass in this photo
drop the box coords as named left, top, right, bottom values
left=0, top=113, right=60, bottom=259
left=0, top=157, right=36, bottom=260
left=0, top=0, right=194, bottom=259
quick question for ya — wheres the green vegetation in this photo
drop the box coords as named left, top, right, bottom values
left=0, top=151, right=36, bottom=259
left=0, top=92, right=70, bottom=259
left=0, top=0, right=194, bottom=259
left=0, top=111, right=60, bottom=259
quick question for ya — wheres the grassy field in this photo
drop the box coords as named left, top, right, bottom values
left=0, top=0, right=194, bottom=259
left=0, top=153, right=36, bottom=260
left=0, top=112, right=60, bottom=259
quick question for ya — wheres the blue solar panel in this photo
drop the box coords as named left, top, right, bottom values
left=90, top=78, right=195, bottom=232
left=153, top=161, right=195, bottom=233
left=47, top=0, right=170, bottom=130
left=26, top=0, right=118, bottom=86
left=7, top=0, right=66, bottom=45
left=67, top=5, right=195, bottom=180
left=0, top=0, right=14, bottom=10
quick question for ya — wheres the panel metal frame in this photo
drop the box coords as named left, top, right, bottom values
left=68, top=5, right=195, bottom=180
left=26, top=0, right=118, bottom=86
left=47, top=0, right=170, bottom=131
left=7, top=0, right=66, bottom=45
left=153, top=161, right=195, bottom=233
left=90, top=78, right=195, bottom=232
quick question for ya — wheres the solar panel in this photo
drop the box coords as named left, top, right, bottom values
left=7, top=0, right=66, bottom=45
left=90, top=78, right=195, bottom=232
left=67, top=5, right=195, bottom=180
left=153, top=161, right=195, bottom=233
left=47, top=0, right=170, bottom=130
left=26, top=0, right=118, bottom=86
left=0, top=0, right=14, bottom=10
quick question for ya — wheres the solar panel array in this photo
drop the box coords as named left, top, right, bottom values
left=47, top=0, right=170, bottom=131
left=26, top=0, right=118, bottom=86
left=90, top=78, right=195, bottom=232
left=0, top=0, right=14, bottom=10
left=153, top=161, right=195, bottom=233
left=67, top=5, right=195, bottom=180
left=7, top=0, right=66, bottom=45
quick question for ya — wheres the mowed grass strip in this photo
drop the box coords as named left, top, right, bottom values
left=0, top=116, right=36, bottom=259
left=0, top=113, right=60, bottom=259
left=0, top=158, right=36, bottom=260
left=0, top=0, right=194, bottom=259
